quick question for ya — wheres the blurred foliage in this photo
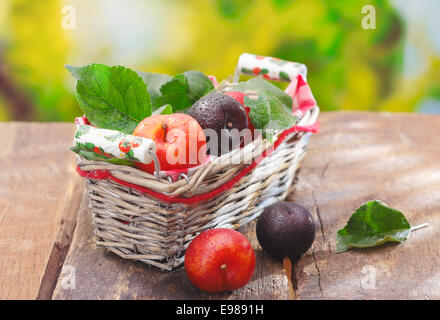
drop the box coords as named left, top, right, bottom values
left=0, top=0, right=79, bottom=121
left=1, top=0, right=78, bottom=121
left=0, top=0, right=439, bottom=121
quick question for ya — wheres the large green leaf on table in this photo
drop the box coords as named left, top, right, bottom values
left=137, top=70, right=214, bottom=111
left=233, top=78, right=297, bottom=138
left=66, top=64, right=151, bottom=134
left=336, top=200, right=412, bottom=253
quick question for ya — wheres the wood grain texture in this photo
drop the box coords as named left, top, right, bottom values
left=0, top=122, right=83, bottom=299
left=3, top=111, right=440, bottom=300
left=36, top=173, right=83, bottom=300
left=288, top=112, right=440, bottom=300
left=53, top=193, right=290, bottom=300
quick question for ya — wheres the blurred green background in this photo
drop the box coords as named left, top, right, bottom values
left=0, top=0, right=439, bottom=122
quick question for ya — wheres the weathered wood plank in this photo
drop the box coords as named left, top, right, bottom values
left=53, top=193, right=291, bottom=300
left=0, top=122, right=83, bottom=299
left=288, top=112, right=440, bottom=300
left=36, top=172, right=84, bottom=300
left=4, top=111, right=438, bottom=300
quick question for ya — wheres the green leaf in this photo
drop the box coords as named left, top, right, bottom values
left=182, top=71, right=215, bottom=102
left=152, top=104, right=173, bottom=115
left=233, top=78, right=297, bottom=132
left=233, top=77, right=293, bottom=110
left=159, top=71, right=214, bottom=111
left=136, top=71, right=173, bottom=110
left=136, top=70, right=214, bottom=111
left=336, top=200, right=412, bottom=253
left=65, top=64, right=83, bottom=80
left=160, top=74, right=192, bottom=110
left=244, top=94, right=270, bottom=129
left=66, top=64, right=152, bottom=134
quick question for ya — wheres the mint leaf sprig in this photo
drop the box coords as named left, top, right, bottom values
left=67, top=64, right=214, bottom=134
left=230, top=78, right=298, bottom=137
left=137, top=70, right=214, bottom=112
left=66, top=64, right=152, bottom=134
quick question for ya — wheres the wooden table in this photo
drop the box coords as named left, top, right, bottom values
left=1, top=112, right=439, bottom=300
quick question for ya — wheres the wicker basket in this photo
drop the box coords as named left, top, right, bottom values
left=74, top=54, right=320, bottom=271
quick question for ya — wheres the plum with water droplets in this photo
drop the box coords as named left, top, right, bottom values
left=189, top=92, right=248, bottom=155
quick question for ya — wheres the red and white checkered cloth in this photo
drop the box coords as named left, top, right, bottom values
left=286, top=74, right=317, bottom=116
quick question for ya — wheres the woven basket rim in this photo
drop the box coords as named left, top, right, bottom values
left=76, top=106, right=319, bottom=204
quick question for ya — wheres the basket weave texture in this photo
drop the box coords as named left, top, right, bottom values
left=77, top=106, right=319, bottom=270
